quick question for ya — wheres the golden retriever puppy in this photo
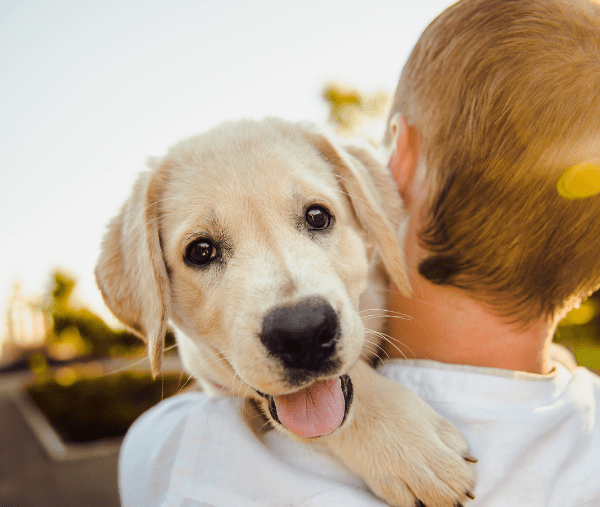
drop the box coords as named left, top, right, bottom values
left=96, top=118, right=476, bottom=506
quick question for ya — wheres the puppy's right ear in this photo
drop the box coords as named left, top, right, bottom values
left=303, top=128, right=412, bottom=297
left=95, top=164, right=171, bottom=377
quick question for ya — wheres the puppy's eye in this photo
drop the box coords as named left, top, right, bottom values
left=306, top=205, right=331, bottom=230
left=184, top=238, right=219, bottom=267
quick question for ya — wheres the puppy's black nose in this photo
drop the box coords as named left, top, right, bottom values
left=260, top=296, right=339, bottom=372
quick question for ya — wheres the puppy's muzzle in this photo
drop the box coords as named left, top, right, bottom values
left=256, top=296, right=354, bottom=437
left=260, top=296, right=340, bottom=376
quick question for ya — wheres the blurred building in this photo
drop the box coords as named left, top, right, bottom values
left=1, top=284, right=49, bottom=366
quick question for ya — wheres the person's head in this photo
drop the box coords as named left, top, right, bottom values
left=384, top=0, right=600, bottom=325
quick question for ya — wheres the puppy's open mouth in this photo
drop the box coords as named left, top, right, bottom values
left=257, top=374, right=353, bottom=437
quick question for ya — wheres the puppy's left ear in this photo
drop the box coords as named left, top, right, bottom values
left=304, top=130, right=412, bottom=297
left=95, top=163, right=171, bottom=377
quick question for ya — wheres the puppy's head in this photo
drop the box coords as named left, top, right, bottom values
left=96, top=118, right=410, bottom=437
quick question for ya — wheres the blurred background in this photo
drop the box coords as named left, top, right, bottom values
left=1, top=1, right=599, bottom=506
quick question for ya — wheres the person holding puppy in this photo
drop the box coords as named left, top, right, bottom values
left=380, top=0, right=600, bottom=503
left=118, top=0, right=600, bottom=505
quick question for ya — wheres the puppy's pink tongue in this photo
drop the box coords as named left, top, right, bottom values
left=273, top=378, right=345, bottom=437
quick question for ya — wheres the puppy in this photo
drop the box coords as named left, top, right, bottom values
left=96, top=118, right=476, bottom=506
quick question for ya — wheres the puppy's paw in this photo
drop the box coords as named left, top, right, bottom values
left=323, top=361, right=476, bottom=507
left=365, top=414, right=476, bottom=507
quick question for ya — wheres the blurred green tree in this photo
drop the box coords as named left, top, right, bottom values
left=44, top=269, right=174, bottom=360
left=322, top=83, right=390, bottom=141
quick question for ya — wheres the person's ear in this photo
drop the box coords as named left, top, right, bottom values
left=386, top=113, right=420, bottom=205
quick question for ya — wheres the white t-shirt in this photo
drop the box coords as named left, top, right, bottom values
left=119, top=360, right=600, bottom=507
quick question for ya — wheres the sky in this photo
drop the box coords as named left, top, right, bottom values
left=0, top=0, right=456, bottom=339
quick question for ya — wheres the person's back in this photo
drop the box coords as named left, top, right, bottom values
left=382, top=0, right=600, bottom=503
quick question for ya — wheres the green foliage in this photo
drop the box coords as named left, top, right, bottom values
left=558, top=298, right=599, bottom=327
left=555, top=292, right=600, bottom=373
left=51, top=271, right=75, bottom=314
left=323, top=83, right=390, bottom=136
left=28, top=353, right=51, bottom=380
left=51, top=306, right=140, bottom=356
left=27, top=370, right=182, bottom=442
left=323, top=85, right=362, bottom=129
left=43, top=269, right=179, bottom=361
left=24, top=270, right=184, bottom=445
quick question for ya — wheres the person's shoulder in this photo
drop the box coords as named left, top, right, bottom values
left=569, top=365, right=600, bottom=424
left=128, top=391, right=212, bottom=434
left=548, top=365, right=600, bottom=504
left=122, top=390, right=240, bottom=455
left=569, top=365, right=600, bottom=401
left=569, top=366, right=600, bottom=422
left=119, top=391, right=240, bottom=507
left=573, top=365, right=600, bottom=383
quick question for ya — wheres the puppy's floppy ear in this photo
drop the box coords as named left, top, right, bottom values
left=304, top=129, right=412, bottom=297
left=95, top=163, right=171, bottom=377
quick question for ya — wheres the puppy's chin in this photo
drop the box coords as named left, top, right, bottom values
left=256, top=374, right=353, bottom=438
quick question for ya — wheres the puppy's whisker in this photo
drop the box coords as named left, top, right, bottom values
left=243, top=383, right=252, bottom=401
left=362, top=346, right=386, bottom=366
left=219, top=371, right=241, bottom=397
left=102, top=342, right=179, bottom=377
left=198, top=359, right=236, bottom=384
left=365, top=328, right=416, bottom=360
left=191, top=353, right=231, bottom=375
left=244, top=407, right=268, bottom=428
left=258, top=416, right=274, bottom=433
left=202, top=351, right=237, bottom=379
left=363, top=338, right=390, bottom=359
left=362, top=342, right=379, bottom=354
left=359, top=308, right=414, bottom=320
left=104, top=355, right=151, bottom=376
left=180, top=377, right=198, bottom=393
left=363, top=339, right=389, bottom=366
left=369, top=332, right=409, bottom=360
left=361, top=315, right=414, bottom=323
left=179, top=373, right=197, bottom=393
left=238, top=385, right=258, bottom=420
left=181, top=357, right=232, bottom=393
left=359, top=308, right=409, bottom=316
left=177, top=350, right=233, bottom=393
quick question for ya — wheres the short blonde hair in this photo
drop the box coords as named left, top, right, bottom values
left=386, top=0, right=600, bottom=322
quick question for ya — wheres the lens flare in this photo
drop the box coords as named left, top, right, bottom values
left=557, top=159, right=600, bottom=199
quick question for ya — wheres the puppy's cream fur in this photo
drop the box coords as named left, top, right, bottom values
left=96, top=118, right=475, bottom=506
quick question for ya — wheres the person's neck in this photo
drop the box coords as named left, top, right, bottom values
left=385, top=276, right=556, bottom=375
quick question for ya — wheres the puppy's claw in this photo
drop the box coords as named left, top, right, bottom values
left=463, top=454, right=478, bottom=463
left=466, top=490, right=476, bottom=500
left=415, top=501, right=426, bottom=507
left=456, top=503, right=463, bottom=507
